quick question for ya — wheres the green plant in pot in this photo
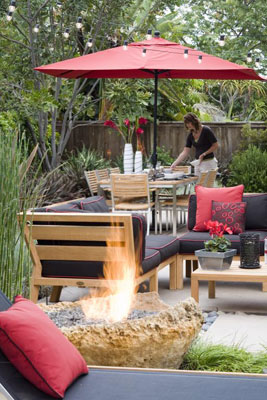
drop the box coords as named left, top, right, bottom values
left=195, top=220, right=237, bottom=270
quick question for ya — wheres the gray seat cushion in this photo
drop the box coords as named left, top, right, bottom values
left=141, top=248, right=161, bottom=274
left=146, top=235, right=179, bottom=263
left=179, top=230, right=267, bottom=255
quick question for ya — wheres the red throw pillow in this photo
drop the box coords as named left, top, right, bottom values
left=211, top=201, right=247, bottom=234
left=0, top=296, right=88, bottom=398
left=193, top=185, right=244, bottom=231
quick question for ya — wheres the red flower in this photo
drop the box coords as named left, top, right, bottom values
left=204, top=220, right=232, bottom=237
left=138, top=117, right=148, bottom=125
left=124, top=118, right=130, bottom=127
left=104, top=120, right=119, bottom=131
left=136, top=128, right=144, bottom=135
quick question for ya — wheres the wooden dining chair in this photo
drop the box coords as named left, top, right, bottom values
left=110, top=174, right=154, bottom=235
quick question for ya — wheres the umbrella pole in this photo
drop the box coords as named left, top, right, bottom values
left=151, top=72, right=158, bottom=169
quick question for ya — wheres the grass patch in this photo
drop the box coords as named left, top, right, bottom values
left=180, top=340, right=267, bottom=374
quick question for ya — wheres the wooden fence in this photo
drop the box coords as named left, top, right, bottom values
left=65, top=121, right=266, bottom=167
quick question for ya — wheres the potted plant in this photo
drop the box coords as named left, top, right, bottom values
left=195, top=220, right=237, bottom=270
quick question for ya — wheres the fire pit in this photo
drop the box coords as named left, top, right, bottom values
left=39, top=293, right=203, bottom=369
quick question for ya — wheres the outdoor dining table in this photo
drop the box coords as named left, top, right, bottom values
left=98, top=175, right=198, bottom=236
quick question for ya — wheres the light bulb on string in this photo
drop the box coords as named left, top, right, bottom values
left=142, top=48, right=147, bottom=57
left=63, top=28, right=70, bottom=39
left=33, top=24, right=39, bottom=33
left=76, top=16, right=82, bottom=30
left=255, top=57, right=260, bottom=68
left=123, top=40, right=128, bottom=50
left=6, top=11, right=13, bottom=21
left=146, top=29, right=152, bottom=40
left=8, top=0, right=16, bottom=12
left=247, top=52, right=252, bottom=63
left=86, top=38, right=93, bottom=48
left=198, top=55, right=202, bottom=64
left=184, top=49, right=189, bottom=59
left=219, top=35, right=225, bottom=47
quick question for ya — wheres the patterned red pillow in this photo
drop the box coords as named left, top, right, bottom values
left=211, top=201, right=247, bottom=234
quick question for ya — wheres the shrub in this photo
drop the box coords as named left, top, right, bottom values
left=226, top=145, right=267, bottom=193
left=240, top=124, right=267, bottom=152
left=181, top=340, right=267, bottom=374
left=156, top=146, right=174, bottom=166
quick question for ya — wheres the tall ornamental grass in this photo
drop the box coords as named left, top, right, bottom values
left=0, top=125, right=33, bottom=299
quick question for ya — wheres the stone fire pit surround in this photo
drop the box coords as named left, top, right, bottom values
left=40, top=293, right=204, bottom=369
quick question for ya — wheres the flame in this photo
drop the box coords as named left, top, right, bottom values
left=80, top=221, right=140, bottom=323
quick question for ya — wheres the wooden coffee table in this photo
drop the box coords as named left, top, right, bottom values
left=191, top=261, right=267, bottom=302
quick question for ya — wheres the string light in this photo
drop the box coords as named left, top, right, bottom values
left=86, top=38, right=93, bottom=48
left=123, top=40, right=128, bottom=50
left=33, top=24, right=39, bottom=33
left=142, top=48, right=147, bottom=57
left=219, top=34, right=225, bottom=47
left=63, top=28, right=70, bottom=38
left=76, top=16, right=82, bottom=30
left=8, top=0, right=16, bottom=12
left=184, top=49, right=189, bottom=59
left=146, top=29, right=152, bottom=40
left=198, top=55, right=202, bottom=64
left=255, top=57, right=260, bottom=68
left=247, top=52, right=252, bottom=62
left=6, top=11, right=13, bottom=21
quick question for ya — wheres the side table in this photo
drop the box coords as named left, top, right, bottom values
left=191, top=261, right=267, bottom=302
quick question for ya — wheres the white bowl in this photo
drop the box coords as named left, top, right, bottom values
left=164, top=172, right=184, bottom=180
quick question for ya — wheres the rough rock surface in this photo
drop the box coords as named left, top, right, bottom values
left=39, top=293, right=203, bottom=369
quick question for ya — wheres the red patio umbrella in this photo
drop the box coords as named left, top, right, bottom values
left=35, top=34, right=265, bottom=167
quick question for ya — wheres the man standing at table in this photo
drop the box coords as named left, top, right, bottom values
left=171, top=113, right=218, bottom=176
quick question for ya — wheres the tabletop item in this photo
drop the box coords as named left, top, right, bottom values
left=239, top=233, right=261, bottom=269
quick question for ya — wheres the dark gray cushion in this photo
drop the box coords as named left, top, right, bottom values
left=34, top=202, right=81, bottom=212
left=2, top=365, right=267, bottom=400
left=146, top=235, right=179, bottom=263
left=141, top=248, right=161, bottom=274
left=188, top=194, right=267, bottom=231
left=42, top=260, right=104, bottom=279
left=179, top=230, right=267, bottom=255
left=243, top=194, right=267, bottom=230
left=79, top=196, right=109, bottom=212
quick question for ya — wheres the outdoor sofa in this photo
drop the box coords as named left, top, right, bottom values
left=176, top=193, right=267, bottom=288
left=1, top=290, right=267, bottom=399
left=19, top=196, right=180, bottom=302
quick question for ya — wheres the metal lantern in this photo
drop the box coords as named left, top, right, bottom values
left=239, top=233, right=261, bottom=269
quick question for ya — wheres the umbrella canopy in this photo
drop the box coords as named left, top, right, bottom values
left=35, top=36, right=265, bottom=166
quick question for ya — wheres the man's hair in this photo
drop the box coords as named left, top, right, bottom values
left=183, top=112, right=201, bottom=131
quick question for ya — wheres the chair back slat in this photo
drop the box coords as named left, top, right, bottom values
left=109, top=167, right=120, bottom=175
left=96, top=169, right=109, bottom=181
left=111, top=174, right=149, bottom=199
left=84, top=170, right=98, bottom=195
left=205, top=169, right=218, bottom=188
